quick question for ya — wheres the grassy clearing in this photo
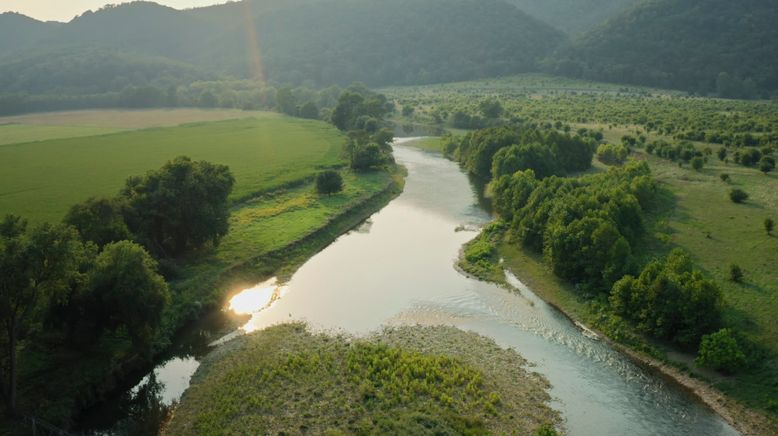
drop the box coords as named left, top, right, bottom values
left=0, top=114, right=344, bottom=224
left=166, top=323, right=559, bottom=435
left=0, top=108, right=261, bottom=129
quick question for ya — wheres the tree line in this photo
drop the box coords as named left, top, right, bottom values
left=0, top=157, right=234, bottom=417
left=450, top=124, right=759, bottom=374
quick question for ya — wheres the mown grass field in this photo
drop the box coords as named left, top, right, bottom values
left=0, top=113, right=344, bottom=224
left=167, top=323, right=559, bottom=435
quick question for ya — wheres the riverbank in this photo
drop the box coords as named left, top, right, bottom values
left=10, top=164, right=406, bottom=433
left=466, top=237, right=778, bottom=435
left=165, top=323, right=560, bottom=435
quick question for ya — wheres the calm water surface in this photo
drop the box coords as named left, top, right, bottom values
left=82, top=139, right=738, bottom=435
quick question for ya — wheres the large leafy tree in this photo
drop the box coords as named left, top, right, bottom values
left=63, top=197, right=132, bottom=248
left=610, top=249, right=722, bottom=346
left=121, top=156, right=234, bottom=257
left=0, top=216, right=88, bottom=413
left=87, top=241, right=170, bottom=353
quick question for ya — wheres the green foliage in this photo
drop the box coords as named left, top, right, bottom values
left=596, top=143, right=629, bottom=165
left=456, top=126, right=595, bottom=180
left=729, top=188, right=749, bottom=204
left=720, top=173, right=730, bottom=183
left=0, top=217, right=89, bottom=411
left=494, top=160, right=651, bottom=290
left=535, top=423, right=559, bottom=436
left=315, top=171, right=344, bottom=195
left=505, top=0, right=634, bottom=34
left=479, top=99, right=504, bottom=119
left=766, top=218, right=775, bottom=235
left=492, top=143, right=558, bottom=179
left=459, top=224, right=505, bottom=282
left=121, top=156, right=235, bottom=257
left=492, top=170, right=537, bottom=220
left=691, top=156, right=705, bottom=171
left=609, top=249, right=723, bottom=346
left=551, top=0, right=778, bottom=97
left=298, top=101, right=319, bottom=120
left=349, top=143, right=387, bottom=171
left=86, top=241, right=170, bottom=352
left=759, top=156, right=776, bottom=174
left=63, top=197, right=131, bottom=247
left=695, top=328, right=748, bottom=373
left=729, top=264, right=744, bottom=283
left=331, top=87, right=392, bottom=132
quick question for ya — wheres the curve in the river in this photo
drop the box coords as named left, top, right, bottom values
left=81, top=138, right=738, bottom=435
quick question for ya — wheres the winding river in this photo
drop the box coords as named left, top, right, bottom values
left=80, top=139, right=738, bottom=435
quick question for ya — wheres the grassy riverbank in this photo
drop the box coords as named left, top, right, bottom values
left=166, top=323, right=560, bottom=435
left=496, top=243, right=778, bottom=435
left=3, top=110, right=406, bottom=429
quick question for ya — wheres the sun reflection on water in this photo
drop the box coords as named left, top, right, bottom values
left=229, top=278, right=279, bottom=315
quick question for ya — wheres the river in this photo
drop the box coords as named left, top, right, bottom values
left=79, top=138, right=738, bottom=435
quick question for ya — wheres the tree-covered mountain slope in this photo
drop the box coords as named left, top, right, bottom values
left=0, top=0, right=564, bottom=92
left=548, top=0, right=778, bottom=97
left=505, top=0, right=638, bottom=34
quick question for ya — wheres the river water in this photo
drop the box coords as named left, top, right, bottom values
left=80, top=139, right=738, bottom=435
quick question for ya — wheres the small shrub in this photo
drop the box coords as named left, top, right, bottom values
left=536, top=423, right=559, bottom=436
left=729, top=264, right=744, bottom=283
left=765, top=218, right=774, bottom=235
left=691, top=156, right=704, bottom=171
left=695, top=328, right=747, bottom=374
left=729, top=188, right=748, bottom=203
left=759, top=156, right=775, bottom=174
left=719, top=173, right=730, bottom=182
left=316, top=170, right=344, bottom=194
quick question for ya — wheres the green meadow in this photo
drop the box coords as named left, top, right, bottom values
left=0, top=113, right=344, bottom=224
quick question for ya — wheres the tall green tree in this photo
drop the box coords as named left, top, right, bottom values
left=63, top=197, right=132, bottom=248
left=87, top=241, right=170, bottom=353
left=0, top=217, right=87, bottom=413
left=121, top=157, right=234, bottom=257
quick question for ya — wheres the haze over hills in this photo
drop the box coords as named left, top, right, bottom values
left=0, top=0, right=562, bottom=91
left=0, top=12, right=61, bottom=58
left=549, top=0, right=778, bottom=98
left=0, top=0, right=777, bottom=114
left=505, top=0, right=638, bottom=34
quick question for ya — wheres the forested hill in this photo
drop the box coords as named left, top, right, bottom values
left=0, top=13, right=60, bottom=58
left=0, top=0, right=563, bottom=93
left=547, top=0, right=778, bottom=98
left=504, top=0, right=637, bottom=34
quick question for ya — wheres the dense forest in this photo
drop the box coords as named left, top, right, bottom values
left=549, top=0, right=778, bottom=98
